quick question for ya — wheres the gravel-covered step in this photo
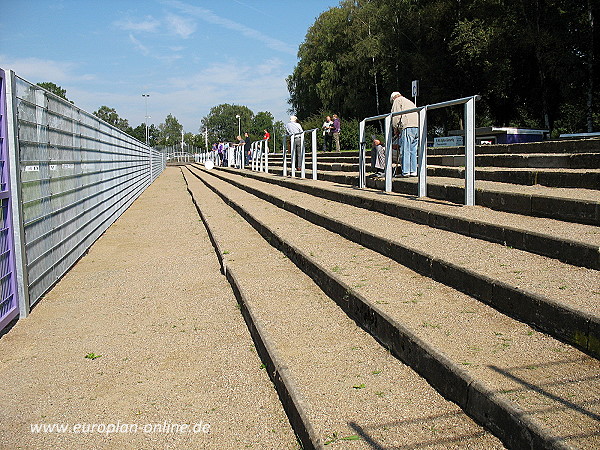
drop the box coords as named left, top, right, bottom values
left=262, top=165, right=600, bottom=226
left=182, top=168, right=503, bottom=450
left=204, top=166, right=599, bottom=357
left=216, top=165, right=600, bottom=271
left=187, top=165, right=600, bottom=449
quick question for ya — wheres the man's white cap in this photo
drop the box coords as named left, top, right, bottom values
left=390, top=91, right=401, bottom=103
left=290, top=115, right=297, bottom=122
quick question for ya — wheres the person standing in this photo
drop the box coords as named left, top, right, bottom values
left=322, top=116, right=334, bottom=152
left=263, top=129, right=270, bottom=153
left=244, top=132, right=251, bottom=166
left=390, top=91, right=419, bottom=177
left=370, top=138, right=385, bottom=177
left=332, top=114, right=341, bottom=152
left=285, top=115, right=303, bottom=169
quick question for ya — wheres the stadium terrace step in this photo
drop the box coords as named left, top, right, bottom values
left=427, top=166, right=600, bottom=190
left=182, top=168, right=503, bottom=450
left=263, top=162, right=600, bottom=226
left=216, top=166, right=600, bottom=271
left=203, top=164, right=600, bottom=356
left=184, top=164, right=600, bottom=449
left=270, top=158, right=600, bottom=190
left=426, top=153, right=600, bottom=169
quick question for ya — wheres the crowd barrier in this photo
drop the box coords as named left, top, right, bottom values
left=0, top=68, right=165, bottom=330
left=359, top=95, right=479, bottom=205
left=283, top=128, right=318, bottom=180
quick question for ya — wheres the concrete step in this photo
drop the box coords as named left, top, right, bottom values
left=427, top=166, right=600, bottom=190
left=213, top=166, right=599, bottom=270
left=182, top=167, right=503, bottom=449
left=268, top=160, right=600, bottom=189
left=427, top=153, right=600, bottom=169
left=203, top=164, right=600, bottom=355
left=184, top=165, right=600, bottom=449
left=261, top=164, right=600, bottom=226
left=269, top=153, right=600, bottom=170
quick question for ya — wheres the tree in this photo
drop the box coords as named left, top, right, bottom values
left=93, top=106, right=131, bottom=132
left=288, top=0, right=599, bottom=135
left=36, top=82, right=70, bottom=101
left=200, top=104, right=254, bottom=142
left=253, top=111, right=275, bottom=136
left=157, top=114, right=183, bottom=146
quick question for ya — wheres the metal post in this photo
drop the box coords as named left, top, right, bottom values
left=417, top=106, right=427, bottom=198
left=300, top=132, right=306, bottom=179
left=384, top=114, right=393, bottom=192
left=358, top=120, right=366, bottom=188
left=311, top=129, right=317, bottom=180
left=283, top=136, right=288, bottom=177
left=264, top=139, right=269, bottom=173
left=464, top=97, right=476, bottom=205
left=5, top=70, right=31, bottom=318
left=291, top=135, right=296, bottom=177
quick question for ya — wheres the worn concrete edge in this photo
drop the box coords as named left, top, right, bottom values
left=180, top=168, right=323, bottom=450
left=263, top=163, right=599, bottom=226
left=210, top=165, right=598, bottom=271
left=189, top=166, right=572, bottom=450
left=202, top=166, right=600, bottom=359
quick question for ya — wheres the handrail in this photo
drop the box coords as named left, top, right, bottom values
left=283, top=128, right=318, bottom=180
left=359, top=94, right=479, bottom=205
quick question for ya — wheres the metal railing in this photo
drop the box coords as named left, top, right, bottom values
left=2, top=69, right=166, bottom=321
left=251, top=138, right=269, bottom=173
left=359, top=95, right=479, bottom=205
left=282, top=128, right=318, bottom=180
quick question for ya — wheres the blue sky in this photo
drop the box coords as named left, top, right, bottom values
left=0, top=0, right=340, bottom=132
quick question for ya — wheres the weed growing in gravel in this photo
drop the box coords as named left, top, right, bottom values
left=353, top=383, right=366, bottom=389
left=85, top=353, right=102, bottom=360
left=324, top=432, right=361, bottom=445
left=372, top=370, right=382, bottom=375
left=421, top=321, right=441, bottom=329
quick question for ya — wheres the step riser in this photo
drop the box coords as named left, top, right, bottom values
left=267, top=162, right=600, bottom=189
left=183, top=174, right=320, bottom=450
left=218, top=165, right=599, bottom=270
left=264, top=168, right=599, bottom=226
left=189, top=166, right=570, bottom=450
left=205, top=166, right=600, bottom=358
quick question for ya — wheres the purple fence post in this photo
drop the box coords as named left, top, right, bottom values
left=0, top=68, right=19, bottom=332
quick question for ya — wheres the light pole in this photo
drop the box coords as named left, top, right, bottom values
left=142, top=94, right=150, bottom=145
left=235, top=114, right=241, bottom=137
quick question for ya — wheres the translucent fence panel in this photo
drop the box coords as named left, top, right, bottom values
left=0, top=69, right=18, bottom=331
left=3, top=70, right=165, bottom=318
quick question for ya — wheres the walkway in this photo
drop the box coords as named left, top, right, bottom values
left=0, top=167, right=297, bottom=449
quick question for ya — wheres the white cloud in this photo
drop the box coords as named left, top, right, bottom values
left=129, top=34, right=150, bottom=56
left=166, top=14, right=196, bottom=39
left=114, top=16, right=160, bottom=33
left=164, top=0, right=296, bottom=55
left=0, top=55, right=95, bottom=84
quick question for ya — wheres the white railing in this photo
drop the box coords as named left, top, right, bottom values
left=283, top=128, right=318, bottom=180
left=359, top=95, right=480, bottom=205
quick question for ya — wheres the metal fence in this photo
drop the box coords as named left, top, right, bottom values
left=1, top=69, right=165, bottom=327
left=359, top=95, right=479, bottom=205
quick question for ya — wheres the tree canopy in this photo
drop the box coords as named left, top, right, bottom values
left=200, top=103, right=278, bottom=143
left=36, top=82, right=71, bottom=102
left=287, top=0, right=598, bottom=135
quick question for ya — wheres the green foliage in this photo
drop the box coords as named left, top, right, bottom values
left=93, top=106, right=130, bottom=132
left=200, top=104, right=277, bottom=144
left=158, top=113, right=183, bottom=146
left=289, top=0, right=599, bottom=134
left=36, top=82, right=69, bottom=101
